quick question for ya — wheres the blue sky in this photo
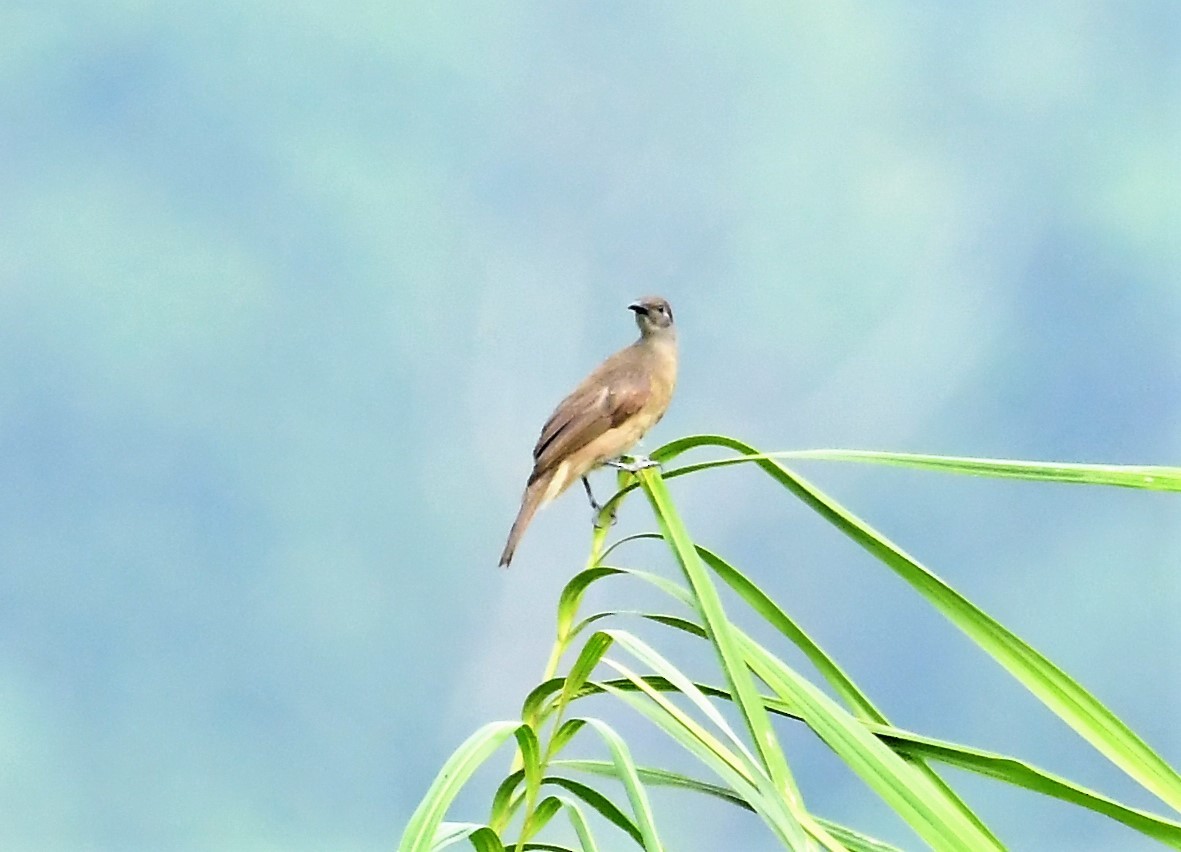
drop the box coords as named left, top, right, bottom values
left=2, top=3, right=1179, bottom=849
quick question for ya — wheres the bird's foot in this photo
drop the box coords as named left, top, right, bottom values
left=581, top=475, right=617, bottom=528
left=604, top=455, right=662, bottom=474
left=592, top=505, right=619, bottom=529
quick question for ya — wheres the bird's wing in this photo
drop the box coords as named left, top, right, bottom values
left=530, top=360, right=651, bottom=479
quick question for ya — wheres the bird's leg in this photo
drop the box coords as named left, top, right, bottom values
left=603, top=454, right=662, bottom=473
left=582, top=476, right=617, bottom=528
left=581, top=475, right=602, bottom=512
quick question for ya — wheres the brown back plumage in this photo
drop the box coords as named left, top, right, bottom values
left=529, top=349, right=653, bottom=482
left=499, top=296, right=677, bottom=567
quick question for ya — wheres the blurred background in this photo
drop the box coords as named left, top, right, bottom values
left=2, top=2, right=1179, bottom=849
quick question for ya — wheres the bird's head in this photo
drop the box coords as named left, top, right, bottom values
left=628, top=296, right=674, bottom=337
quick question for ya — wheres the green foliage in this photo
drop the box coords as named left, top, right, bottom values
left=398, top=436, right=1181, bottom=851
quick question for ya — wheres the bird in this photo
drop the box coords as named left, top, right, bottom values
left=498, top=296, right=678, bottom=567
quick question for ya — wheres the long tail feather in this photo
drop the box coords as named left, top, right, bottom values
left=498, top=473, right=551, bottom=567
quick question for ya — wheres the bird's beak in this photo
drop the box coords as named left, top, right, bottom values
left=628, top=302, right=648, bottom=315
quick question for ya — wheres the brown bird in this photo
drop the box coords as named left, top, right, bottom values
left=498, top=296, right=678, bottom=567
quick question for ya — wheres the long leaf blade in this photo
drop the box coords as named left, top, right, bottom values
left=652, top=435, right=1181, bottom=812
left=635, top=468, right=804, bottom=815
left=400, top=722, right=527, bottom=852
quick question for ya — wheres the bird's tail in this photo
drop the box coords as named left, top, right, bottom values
left=498, top=474, right=551, bottom=567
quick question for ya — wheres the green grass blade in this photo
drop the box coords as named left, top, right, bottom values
left=652, top=437, right=1181, bottom=493
left=488, top=770, right=525, bottom=832
left=516, top=725, right=543, bottom=802
left=554, top=797, right=600, bottom=852
left=550, top=719, right=587, bottom=764
left=696, top=544, right=884, bottom=720
left=555, top=759, right=751, bottom=809
left=560, top=633, right=614, bottom=710
left=814, top=822, right=906, bottom=852
left=557, top=759, right=903, bottom=852
left=561, top=674, right=1181, bottom=846
left=400, top=722, right=525, bottom=852
left=521, top=679, right=566, bottom=729
left=577, top=717, right=666, bottom=851
left=520, top=796, right=564, bottom=843
left=779, top=449, right=1181, bottom=492
left=601, top=640, right=840, bottom=847
left=594, top=672, right=817, bottom=850
left=466, top=825, right=507, bottom=852
left=427, top=823, right=502, bottom=851
left=873, top=725, right=1181, bottom=847
left=653, top=434, right=1181, bottom=812
left=693, top=544, right=1000, bottom=844
left=541, top=777, right=642, bottom=845
left=739, top=634, right=1002, bottom=851
left=603, top=630, right=761, bottom=767
left=545, top=659, right=1179, bottom=845
left=634, top=468, right=804, bottom=815
left=557, top=568, right=626, bottom=641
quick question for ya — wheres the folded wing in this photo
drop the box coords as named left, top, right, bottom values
left=529, top=359, right=651, bottom=483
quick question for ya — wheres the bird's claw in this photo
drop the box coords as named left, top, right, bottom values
left=604, top=455, right=662, bottom=474
left=592, top=506, right=619, bottom=529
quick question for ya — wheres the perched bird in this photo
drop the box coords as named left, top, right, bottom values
left=498, top=296, right=678, bottom=567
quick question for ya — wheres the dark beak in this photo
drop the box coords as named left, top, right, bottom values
left=628, top=302, right=648, bottom=315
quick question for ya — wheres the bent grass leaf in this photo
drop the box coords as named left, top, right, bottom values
left=652, top=435, right=1181, bottom=812
left=399, top=721, right=525, bottom=852
left=875, top=726, right=1181, bottom=848
left=780, top=449, right=1181, bottom=492
left=554, top=759, right=750, bottom=810
left=489, top=770, right=525, bottom=833
left=541, top=776, right=642, bottom=845
left=739, top=633, right=1002, bottom=851
left=427, top=823, right=502, bottom=851
left=603, top=631, right=761, bottom=769
left=576, top=717, right=665, bottom=851
left=653, top=439, right=1181, bottom=494
left=558, top=568, right=625, bottom=641
left=596, top=666, right=833, bottom=850
left=554, top=796, right=600, bottom=852
left=521, top=796, right=564, bottom=843
left=561, top=672, right=1181, bottom=847
left=466, top=826, right=507, bottom=852
left=693, top=545, right=997, bottom=844
left=635, top=468, right=803, bottom=813
left=555, top=760, right=904, bottom=852
left=561, top=633, right=613, bottom=709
